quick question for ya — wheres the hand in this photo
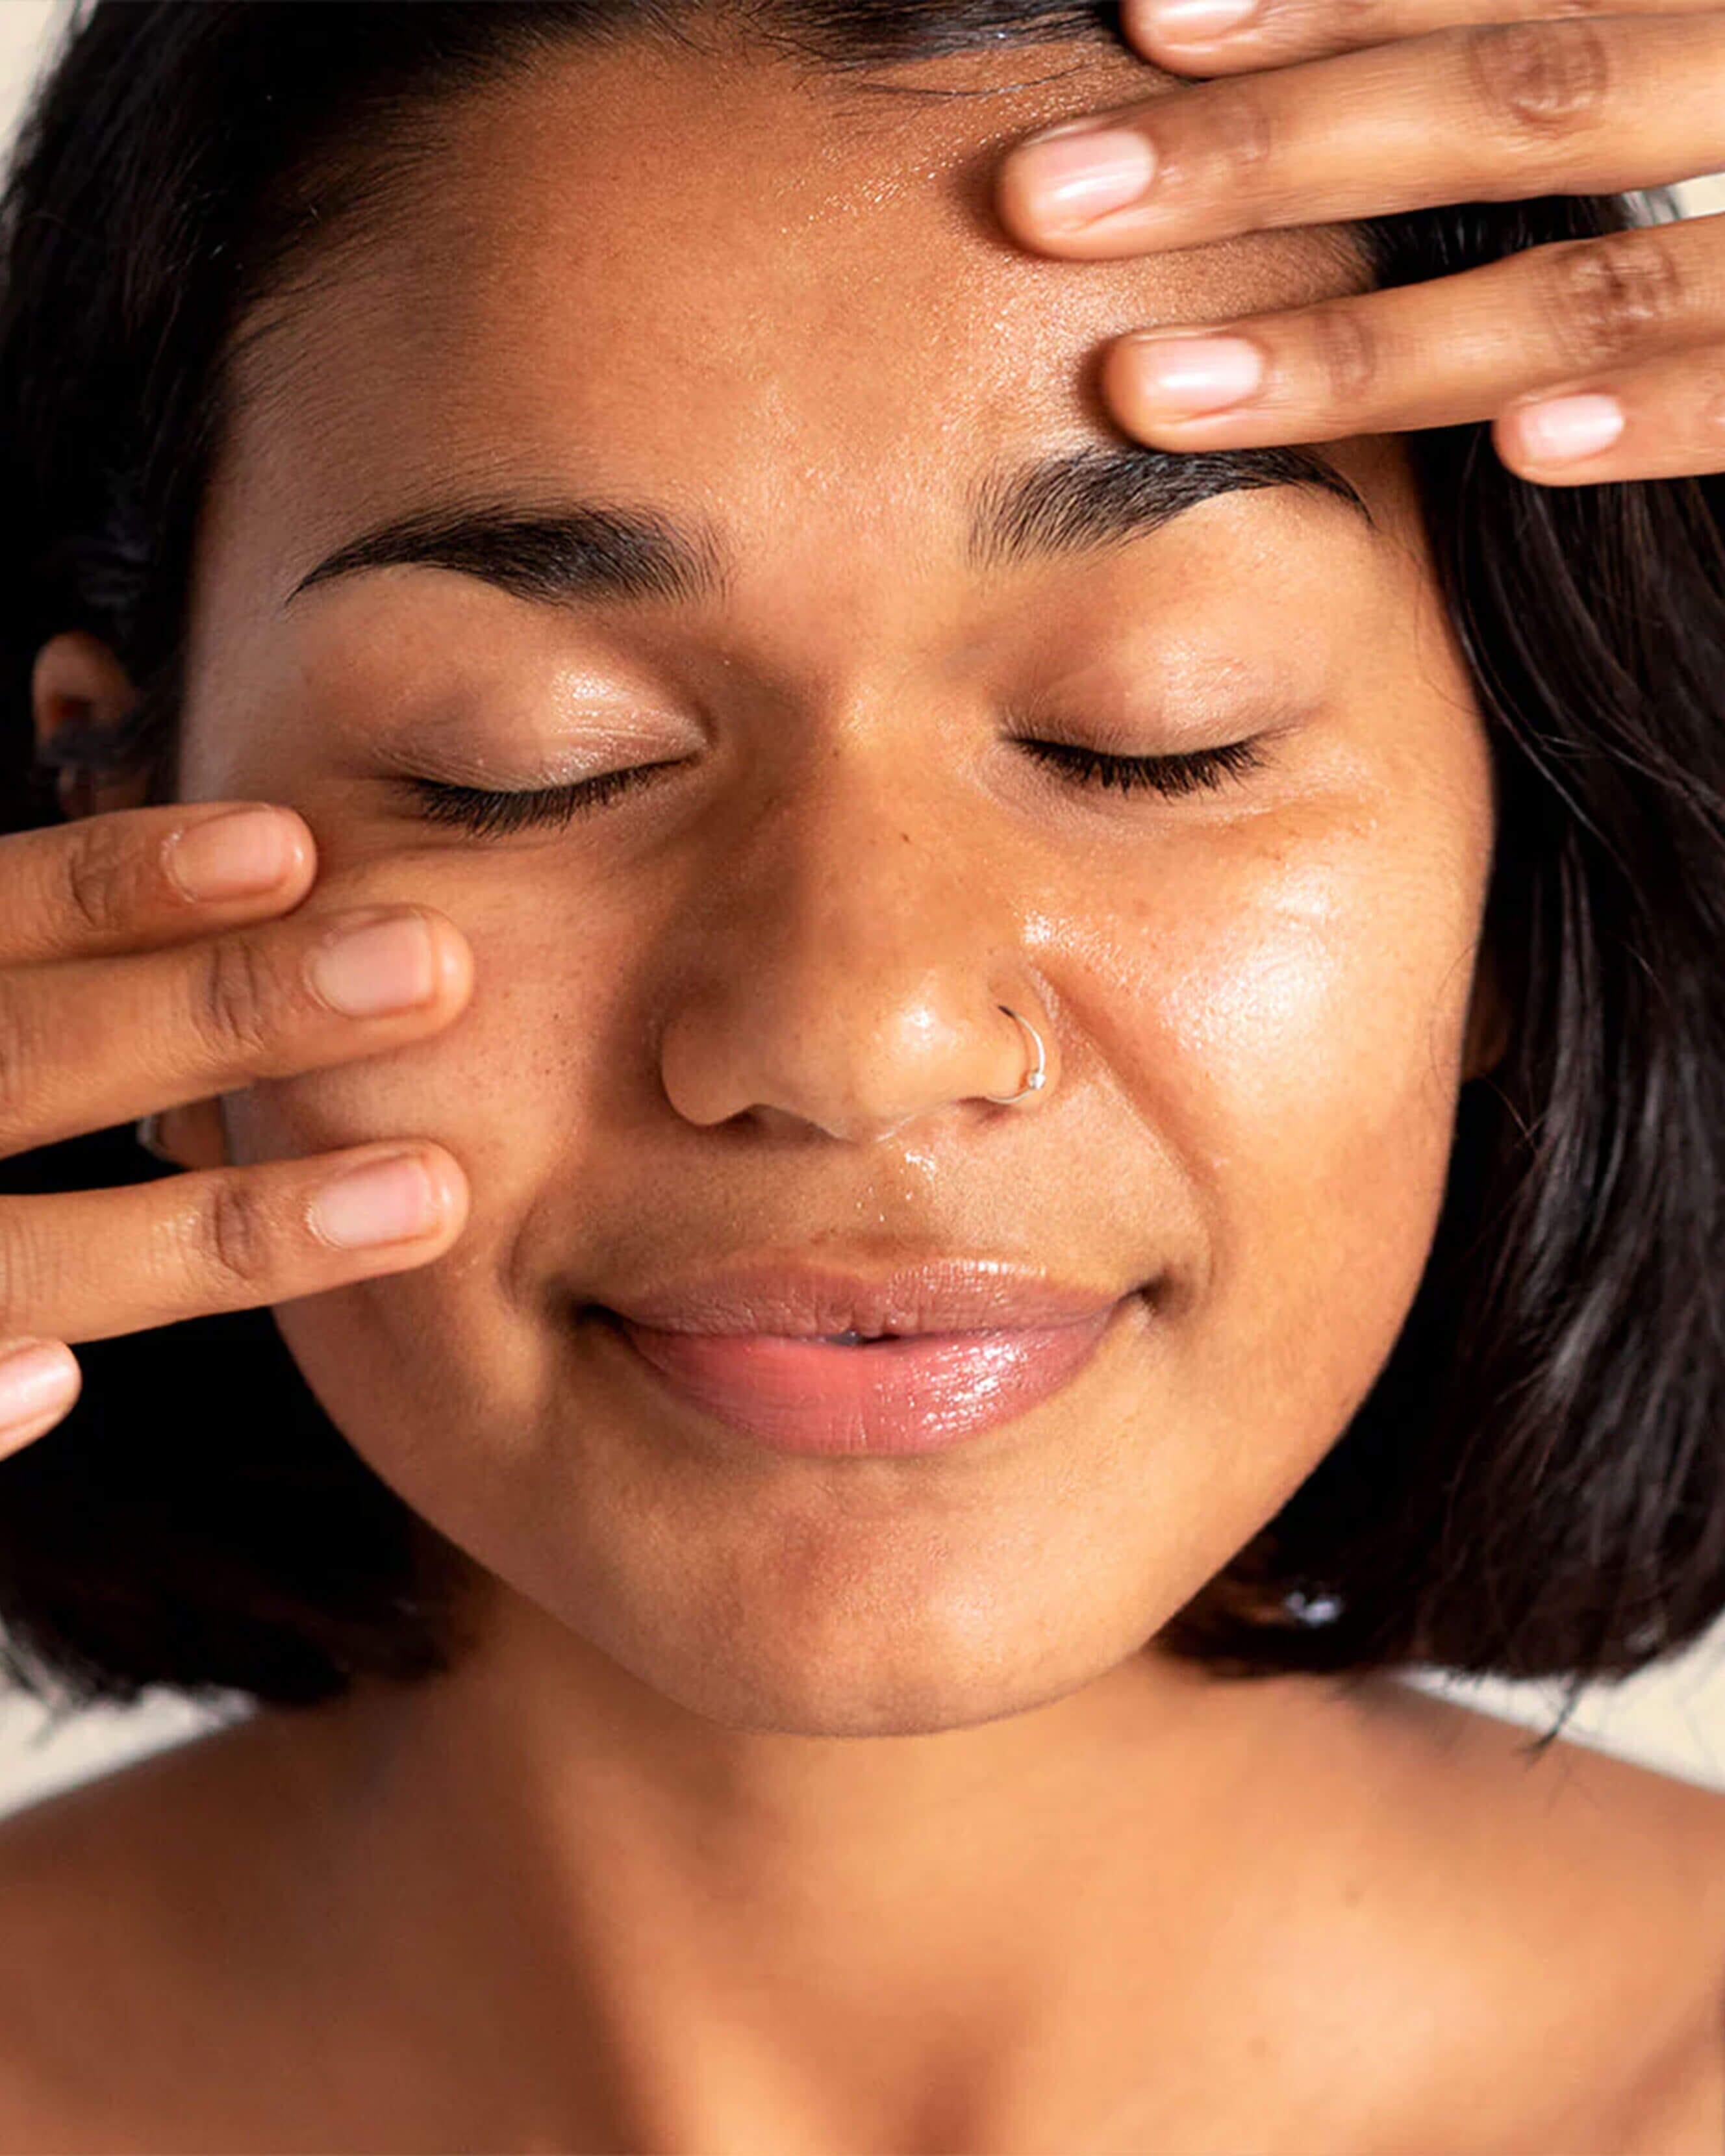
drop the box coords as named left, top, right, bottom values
left=0, top=802, right=473, bottom=1457
left=995, top=1, right=1725, bottom=486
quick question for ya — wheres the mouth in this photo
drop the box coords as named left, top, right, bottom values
left=585, top=1294, right=1144, bottom=1457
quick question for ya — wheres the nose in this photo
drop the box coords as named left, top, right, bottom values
left=655, top=755, right=1055, bottom=1143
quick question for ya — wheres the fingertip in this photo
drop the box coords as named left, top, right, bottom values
left=1122, top=0, right=1268, bottom=65
left=419, top=1143, right=472, bottom=1240
left=306, top=1143, right=470, bottom=1256
left=424, top=909, right=479, bottom=1017
left=992, top=143, right=1079, bottom=257
left=0, top=1338, right=81, bottom=1452
left=1496, top=393, right=1626, bottom=481
left=996, top=124, right=1158, bottom=247
left=1098, top=331, right=1205, bottom=446
left=271, top=805, right=318, bottom=890
left=1099, top=334, right=1158, bottom=440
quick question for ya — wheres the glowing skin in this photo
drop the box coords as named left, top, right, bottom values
left=174, top=38, right=1494, bottom=1740
left=16, top=31, right=1724, bottom=2156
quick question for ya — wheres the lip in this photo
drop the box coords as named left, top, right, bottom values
left=599, top=1258, right=1129, bottom=1339
left=587, top=1259, right=1143, bottom=1457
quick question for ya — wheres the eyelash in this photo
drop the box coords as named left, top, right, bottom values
left=402, top=737, right=1268, bottom=838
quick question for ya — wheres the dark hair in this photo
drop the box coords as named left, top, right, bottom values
left=1, top=0, right=1722, bottom=1731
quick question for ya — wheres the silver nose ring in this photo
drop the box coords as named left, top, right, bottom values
left=983, top=1005, right=1048, bottom=1106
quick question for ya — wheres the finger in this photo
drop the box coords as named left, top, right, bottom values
left=0, top=1142, right=470, bottom=1346
left=1121, top=0, right=1725, bottom=79
left=0, top=903, right=474, bottom=1157
left=0, top=802, right=316, bottom=967
left=1494, top=347, right=1725, bottom=484
left=1096, top=219, right=1725, bottom=447
left=997, top=16, right=1725, bottom=257
left=0, top=1337, right=81, bottom=1457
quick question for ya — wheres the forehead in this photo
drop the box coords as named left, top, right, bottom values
left=214, top=34, right=1380, bottom=588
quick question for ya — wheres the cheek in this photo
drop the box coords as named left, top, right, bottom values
left=230, top=853, right=645, bottom=1155
left=1166, top=827, right=1470, bottom=1185
left=229, top=874, right=643, bottom=1418
left=1073, top=775, right=1489, bottom=1477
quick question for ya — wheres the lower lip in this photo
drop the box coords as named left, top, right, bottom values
left=602, top=1300, right=1131, bottom=1456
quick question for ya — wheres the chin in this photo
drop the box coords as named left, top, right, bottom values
left=564, top=1571, right=1159, bottom=1739
left=631, top=1654, right=1107, bottom=1741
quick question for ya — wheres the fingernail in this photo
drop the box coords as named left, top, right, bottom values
left=1139, top=0, right=1259, bottom=37
left=1126, top=332, right=1265, bottom=414
left=309, top=1151, right=443, bottom=1249
left=1012, top=127, right=1156, bottom=225
left=168, top=807, right=296, bottom=902
left=308, top=911, right=438, bottom=1018
left=0, top=1340, right=78, bottom=1440
left=1513, top=392, right=1624, bottom=463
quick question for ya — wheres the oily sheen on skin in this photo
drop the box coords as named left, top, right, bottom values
left=18, top=31, right=1623, bottom=2156
left=175, top=42, right=1495, bottom=1744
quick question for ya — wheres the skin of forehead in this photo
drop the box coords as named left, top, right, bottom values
left=205, top=28, right=1414, bottom=633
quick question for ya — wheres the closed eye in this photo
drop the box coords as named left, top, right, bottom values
left=401, top=760, right=676, bottom=837
left=1016, top=737, right=1265, bottom=799
left=397, top=736, right=1268, bottom=837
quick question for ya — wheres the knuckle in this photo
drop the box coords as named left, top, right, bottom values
left=60, top=817, right=144, bottom=939
left=1188, top=77, right=1280, bottom=201
left=1324, top=0, right=1391, bottom=44
left=1305, top=301, right=1381, bottom=407
left=197, top=1177, right=274, bottom=1294
left=1461, top=20, right=1613, bottom=151
left=194, top=933, right=279, bottom=1063
left=1219, top=79, right=1275, bottom=177
left=1541, top=230, right=1687, bottom=371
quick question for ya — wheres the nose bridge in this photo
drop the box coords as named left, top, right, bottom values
left=657, top=721, right=1042, bottom=1142
left=766, top=723, right=993, bottom=965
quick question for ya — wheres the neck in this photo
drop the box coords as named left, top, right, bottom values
left=271, top=1585, right=1366, bottom=2153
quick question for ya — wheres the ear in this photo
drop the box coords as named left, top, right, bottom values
left=32, top=629, right=155, bottom=817
left=1463, top=937, right=1511, bottom=1083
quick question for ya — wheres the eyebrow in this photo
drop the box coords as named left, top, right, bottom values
left=283, top=443, right=1372, bottom=612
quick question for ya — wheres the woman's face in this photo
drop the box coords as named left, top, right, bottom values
left=178, top=34, right=1498, bottom=1736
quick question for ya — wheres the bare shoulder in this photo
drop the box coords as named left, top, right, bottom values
left=0, top=1703, right=290, bottom=1933
left=0, top=1709, right=334, bottom=2152
left=1348, top=1680, right=1725, bottom=2153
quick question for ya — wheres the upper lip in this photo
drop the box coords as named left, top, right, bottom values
left=598, top=1258, right=1133, bottom=1337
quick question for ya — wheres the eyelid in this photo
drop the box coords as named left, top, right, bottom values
left=1008, top=683, right=1303, bottom=749
left=368, top=718, right=694, bottom=794
left=395, top=729, right=1277, bottom=841
left=396, top=760, right=674, bottom=836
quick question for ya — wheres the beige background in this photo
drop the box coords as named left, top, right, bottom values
left=3, top=0, right=1725, bottom=1814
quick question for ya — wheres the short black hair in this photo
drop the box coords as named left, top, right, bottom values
left=3, top=1, right=1724, bottom=1732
